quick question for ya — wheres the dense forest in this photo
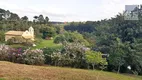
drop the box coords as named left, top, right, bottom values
left=0, top=7, right=142, bottom=75
left=64, top=13, right=142, bottom=74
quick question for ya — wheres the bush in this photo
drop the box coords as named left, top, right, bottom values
left=0, top=45, right=25, bottom=62
left=0, top=44, right=10, bottom=61
left=6, top=36, right=26, bottom=45
left=7, top=37, right=15, bottom=45
left=54, top=31, right=90, bottom=46
left=6, top=36, right=34, bottom=46
left=0, top=31, right=5, bottom=42
left=54, top=36, right=64, bottom=44
left=8, top=48, right=24, bottom=63
left=0, top=44, right=45, bottom=65
left=13, top=36, right=26, bottom=43
left=40, top=26, right=56, bottom=39
left=50, top=42, right=87, bottom=68
left=42, top=47, right=60, bottom=64
left=22, top=49, right=45, bottom=65
left=23, top=39, right=34, bottom=46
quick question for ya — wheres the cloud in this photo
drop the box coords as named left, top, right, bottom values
left=0, top=0, right=80, bottom=21
left=0, top=0, right=142, bottom=21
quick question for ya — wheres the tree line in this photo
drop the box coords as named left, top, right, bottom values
left=64, top=13, right=142, bottom=74
left=0, top=8, right=142, bottom=75
left=0, top=8, right=57, bottom=41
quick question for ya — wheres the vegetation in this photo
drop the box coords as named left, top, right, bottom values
left=64, top=13, right=142, bottom=74
left=40, top=26, right=56, bottom=39
left=0, top=31, right=5, bottom=42
left=85, top=51, right=107, bottom=70
left=0, top=44, right=45, bottom=65
left=34, top=39, right=61, bottom=49
left=51, top=42, right=87, bottom=68
left=0, top=61, right=141, bottom=80
left=0, top=7, right=142, bottom=77
left=54, top=31, right=89, bottom=46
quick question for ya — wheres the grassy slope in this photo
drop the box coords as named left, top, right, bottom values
left=0, top=61, right=141, bottom=80
left=8, top=39, right=61, bottom=49
left=33, top=39, right=61, bottom=49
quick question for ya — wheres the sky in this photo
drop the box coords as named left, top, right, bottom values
left=0, top=0, right=142, bottom=22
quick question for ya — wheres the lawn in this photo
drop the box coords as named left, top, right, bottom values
left=33, top=39, right=62, bottom=49
left=0, top=61, right=141, bottom=80
left=7, top=39, right=62, bottom=49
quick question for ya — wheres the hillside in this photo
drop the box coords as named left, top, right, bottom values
left=0, top=61, right=141, bottom=80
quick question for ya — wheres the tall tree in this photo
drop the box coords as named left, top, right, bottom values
left=38, top=14, right=44, bottom=24
left=85, top=50, right=107, bottom=70
left=9, top=13, right=20, bottom=21
left=45, top=16, right=49, bottom=23
left=108, top=38, right=126, bottom=73
left=33, top=16, right=39, bottom=22
left=21, top=16, right=28, bottom=21
left=2, top=10, right=11, bottom=20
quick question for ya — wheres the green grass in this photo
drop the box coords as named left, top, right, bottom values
left=7, top=38, right=62, bottom=49
left=0, top=78, right=5, bottom=80
left=33, top=39, right=62, bottom=49
left=9, top=44, right=27, bottom=48
left=0, top=61, right=141, bottom=80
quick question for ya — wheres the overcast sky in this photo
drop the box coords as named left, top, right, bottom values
left=0, top=0, right=142, bottom=22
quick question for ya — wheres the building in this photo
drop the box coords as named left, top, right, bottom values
left=5, top=27, right=34, bottom=41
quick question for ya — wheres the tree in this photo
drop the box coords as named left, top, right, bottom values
left=21, top=16, right=28, bottom=21
left=8, top=13, right=20, bottom=21
left=0, top=31, right=5, bottom=42
left=38, top=14, right=44, bottom=24
left=54, top=25, right=64, bottom=34
left=108, top=38, right=126, bottom=73
left=50, top=42, right=86, bottom=68
left=85, top=50, right=107, bottom=70
left=40, top=26, right=56, bottom=39
left=45, top=16, right=49, bottom=23
left=61, top=42, right=86, bottom=68
left=54, top=31, right=90, bottom=46
left=125, top=38, right=142, bottom=75
left=0, top=14, right=3, bottom=21
left=2, top=10, right=11, bottom=20
left=33, top=16, right=39, bottom=22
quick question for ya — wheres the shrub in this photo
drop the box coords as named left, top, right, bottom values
left=6, top=36, right=26, bottom=45
left=40, top=26, right=56, bottom=39
left=8, top=48, right=24, bottom=63
left=0, top=31, right=5, bottom=42
left=0, top=44, right=10, bottom=61
left=0, top=44, right=24, bottom=62
left=42, top=47, right=60, bottom=64
left=50, top=42, right=87, bottom=68
left=6, top=36, right=34, bottom=46
left=13, top=36, right=26, bottom=43
left=54, top=36, right=64, bottom=44
left=0, top=44, right=45, bottom=65
left=6, top=37, right=15, bottom=45
left=22, top=49, right=45, bottom=65
left=54, top=31, right=90, bottom=46
left=23, top=39, right=34, bottom=46
left=85, top=51, right=108, bottom=70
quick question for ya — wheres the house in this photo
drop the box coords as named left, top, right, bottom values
left=5, top=27, right=34, bottom=41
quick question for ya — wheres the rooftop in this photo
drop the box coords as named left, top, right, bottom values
left=5, top=31, right=24, bottom=36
